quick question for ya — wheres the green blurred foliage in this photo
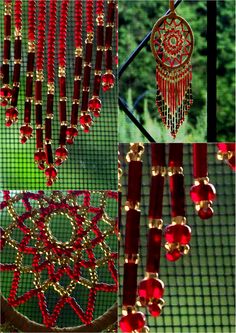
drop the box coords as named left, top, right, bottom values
left=119, top=0, right=235, bottom=142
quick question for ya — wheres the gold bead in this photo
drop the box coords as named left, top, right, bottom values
left=148, top=218, right=163, bottom=229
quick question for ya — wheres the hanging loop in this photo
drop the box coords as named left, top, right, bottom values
left=169, top=0, right=175, bottom=12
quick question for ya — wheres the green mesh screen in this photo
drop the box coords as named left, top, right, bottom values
left=119, top=144, right=235, bottom=332
left=0, top=190, right=118, bottom=330
left=0, top=0, right=117, bottom=190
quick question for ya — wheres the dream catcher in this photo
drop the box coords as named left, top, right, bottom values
left=151, top=0, right=194, bottom=137
left=119, top=143, right=219, bottom=332
left=0, top=0, right=117, bottom=186
left=0, top=190, right=118, bottom=332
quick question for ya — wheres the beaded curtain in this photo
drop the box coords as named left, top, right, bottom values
left=0, top=0, right=118, bottom=190
left=119, top=144, right=235, bottom=333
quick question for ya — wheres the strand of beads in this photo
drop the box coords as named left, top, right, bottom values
left=54, top=0, right=69, bottom=172
left=102, top=0, right=116, bottom=91
left=164, top=144, right=191, bottom=261
left=190, top=144, right=216, bottom=219
left=119, top=143, right=147, bottom=333
left=137, top=144, right=165, bottom=319
left=66, top=0, right=83, bottom=145
left=34, top=0, right=46, bottom=171
left=20, top=0, right=35, bottom=143
left=88, top=0, right=105, bottom=117
left=0, top=0, right=12, bottom=107
left=5, top=0, right=22, bottom=126
left=217, top=143, right=236, bottom=171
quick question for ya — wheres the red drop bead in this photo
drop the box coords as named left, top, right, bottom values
left=83, top=125, right=90, bottom=133
left=0, top=85, right=12, bottom=98
left=45, top=166, right=57, bottom=179
left=164, top=224, right=191, bottom=244
left=34, top=150, right=46, bottom=162
left=5, top=119, right=12, bottom=127
left=166, top=249, right=182, bottom=261
left=102, top=73, right=115, bottom=91
left=88, top=97, right=102, bottom=114
left=148, top=302, right=162, bottom=317
left=190, top=183, right=216, bottom=203
left=0, top=99, right=8, bottom=107
left=138, top=278, right=164, bottom=300
left=66, top=127, right=78, bottom=145
left=55, top=146, right=68, bottom=159
left=20, top=124, right=33, bottom=136
left=79, top=114, right=92, bottom=126
left=198, top=206, right=214, bottom=219
left=119, top=312, right=146, bottom=333
left=5, top=107, right=18, bottom=123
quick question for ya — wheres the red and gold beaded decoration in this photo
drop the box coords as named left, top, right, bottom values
left=0, top=0, right=12, bottom=108
left=119, top=143, right=148, bottom=333
left=5, top=0, right=22, bottom=126
left=19, top=0, right=35, bottom=144
left=66, top=0, right=83, bottom=145
left=79, top=0, right=94, bottom=133
left=0, top=190, right=118, bottom=328
left=34, top=0, right=46, bottom=171
left=164, top=144, right=191, bottom=261
left=217, top=143, right=236, bottom=171
left=190, top=144, right=216, bottom=219
left=88, top=0, right=105, bottom=118
left=150, top=0, right=194, bottom=137
left=137, top=144, right=165, bottom=318
left=102, top=0, right=116, bottom=91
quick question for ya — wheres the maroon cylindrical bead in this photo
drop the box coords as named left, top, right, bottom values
left=24, top=101, right=31, bottom=123
left=151, top=143, right=166, bottom=166
left=148, top=175, right=165, bottom=219
left=35, top=104, right=42, bottom=125
left=74, top=56, right=82, bottom=76
left=146, top=228, right=162, bottom=273
left=127, top=161, right=142, bottom=203
left=169, top=144, right=183, bottom=167
left=95, top=50, right=103, bottom=71
left=27, top=52, right=35, bottom=72
left=59, top=101, right=67, bottom=122
left=124, top=209, right=140, bottom=255
left=123, top=263, right=138, bottom=306
left=105, top=26, right=113, bottom=48
left=96, top=25, right=104, bottom=47
left=45, top=144, right=53, bottom=165
left=170, top=173, right=185, bottom=217
left=4, top=15, right=11, bottom=37
left=26, top=76, right=33, bottom=97
left=107, top=2, right=115, bottom=23
left=11, top=86, right=19, bottom=106
left=59, top=77, right=66, bottom=97
left=45, top=118, right=52, bottom=141
left=36, top=128, right=43, bottom=149
left=106, top=49, right=113, bottom=70
left=13, top=64, right=21, bottom=83
left=2, top=64, right=9, bottom=84
left=59, top=125, right=67, bottom=145
left=14, top=39, right=21, bottom=59
left=35, top=81, right=42, bottom=101
left=71, top=103, right=79, bottom=125
left=118, top=191, right=122, bottom=233
left=46, top=94, right=54, bottom=115
left=4, top=40, right=10, bottom=59
left=93, top=75, right=101, bottom=96
left=81, top=91, right=89, bottom=111
left=83, top=66, right=92, bottom=88
left=193, top=143, right=208, bottom=178
left=73, top=80, right=81, bottom=99
left=85, top=43, right=93, bottom=62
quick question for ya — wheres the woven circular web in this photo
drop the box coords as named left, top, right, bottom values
left=0, top=190, right=118, bottom=329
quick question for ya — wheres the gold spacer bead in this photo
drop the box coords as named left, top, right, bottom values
left=86, top=33, right=94, bottom=43
left=122, top=305, right=136, bottom=316
left=168, top=166, right=184, bottom=176
left=148, top=218, right=163, bottom=229
left=194, top=177, right=209, bottom=185
left=124, top=253, right=139, bottom=264
left=75, top=47, right=83, bottom=57
left=172, top=216, right=186, bottom=225
left=124, top=200, right=140, bottom=211
left=36, top=70, right=44, bottom=81
left=126, top=143, right=145, bottom=162
left=59, top=97, right=67, bottom=102
left=58, top=67, right=66, bottom=77
left=152, top=166, right=166, bottom=176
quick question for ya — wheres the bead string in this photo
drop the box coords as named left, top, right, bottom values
left=190, top=143, right=216, bottom=219
left=5, top=0, right=22, bottom=127
left=102, top=0, right=116, bottom=92
left=164, top=144, right=191, bottom=261
left=119, top=143, right=147, bottom=333
left=66, top=0, right=83, bottom=144
left=20, top=0, right=36, bottom=144
left=0, top=0, right=12, bottom=108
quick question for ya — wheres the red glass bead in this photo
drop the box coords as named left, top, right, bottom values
left=198, top=206, right=214, bottom=220
left=119, top=312, right=146, bottom=333
left=0, top=85, right=12, bottom=98
left=190, top=183, right=216, bottom=203
left=138, top=277, right=164, bottom=300
left=0, top=99, right=8, bottom=107
left=88, top=97, right=102, bottom=115
left=66, top=127, right=78, bottom=145
left=45, top=166, right=57, bottom=179
left=166, top=249, right=182, bottom=261
left=164, top=224, right=191, bottom=244
left=5, top=107, right=18, bottom=125
left=102, top=73, right=115, bottom=91
left=79, top=114, right=92, bottom=126
left=20, top=124, right=33, bottom=144
left=55, top=146, right=68, bottom=166
left=148, top=302, right=162, bottom=317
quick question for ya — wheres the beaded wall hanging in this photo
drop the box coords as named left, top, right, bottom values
left=0, top=190, right=118, bottom=331
left=0, top=0, right=117, bottom=186
left=151, top=0, right=194, bottom=138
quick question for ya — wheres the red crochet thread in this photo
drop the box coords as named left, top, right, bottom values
left=58, top=0, right=69, bottom=67
left=74, top=0, right=83, bottom=48
left=28, top=0, right=36, bottom=41
left=36, top=0, right=46, bottom=71
left=47, top=0, right=57, bottom=83
left=86, top=0, right=94, bottom=33
left=14, top=0, right=22, bottom=31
